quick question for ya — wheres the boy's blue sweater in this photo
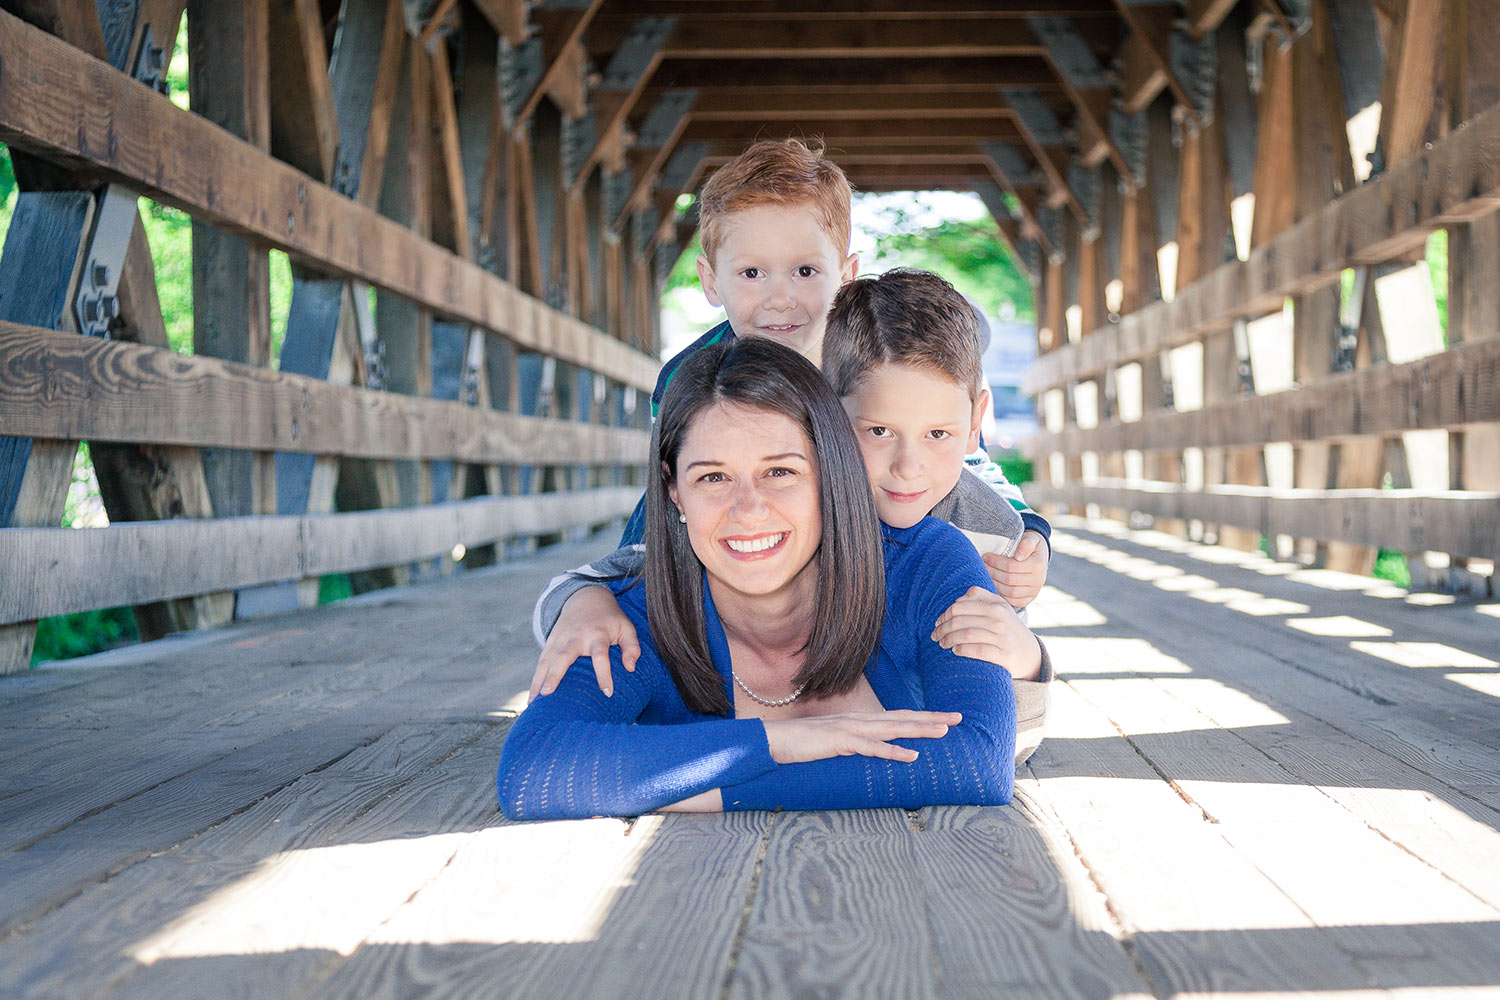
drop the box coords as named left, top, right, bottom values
left=497, top=517, right=1017, bottom=820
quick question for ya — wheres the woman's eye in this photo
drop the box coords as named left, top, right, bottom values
left=795, top=265, right=817, bottom=278
left=698, top=471, right=727, bottom=484
left=766, top=467, right=796, bottom=478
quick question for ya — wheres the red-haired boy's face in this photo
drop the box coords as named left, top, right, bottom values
left=696, top=203, right=857, bottom=366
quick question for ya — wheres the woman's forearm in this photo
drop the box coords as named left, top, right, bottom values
left=497, top=664, right=776, bottom=820
left=721, top=658, right=1015, bottom=811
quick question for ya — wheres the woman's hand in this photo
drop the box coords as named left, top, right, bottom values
left=932, top=586, right=1043, bottom=681
left=529, top=586, right=641, bottom=701
left=981, top=529, right=1048, bottom=608
left=763, top=711, right=962, bottom=764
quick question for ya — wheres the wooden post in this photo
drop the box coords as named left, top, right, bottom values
left=187, top=0, right=275, bottom=541
left=0, top=190, right=95, bottom=673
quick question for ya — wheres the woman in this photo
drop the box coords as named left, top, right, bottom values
left=497, top=338, right=1016, bottom=819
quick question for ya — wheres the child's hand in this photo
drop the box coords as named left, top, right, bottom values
left=982, top=529, right=1048, bottom=608
left=932, top=586, right=1043, bottom=681
left=529, top=586, right=640, bottom=701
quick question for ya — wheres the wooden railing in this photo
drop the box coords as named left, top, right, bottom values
left=1022, top=96, right=1500, bottom=589
left=0, top=2, right=659, bottom=672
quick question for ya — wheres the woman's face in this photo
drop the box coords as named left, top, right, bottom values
left=668, top=402, right=822, bottom=604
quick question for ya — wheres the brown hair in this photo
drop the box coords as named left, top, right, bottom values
left=645, top=337, right=885, bottom=716
left=697, top=138, right=854, bottom=266
left=822, top=268, right=985, bottom=400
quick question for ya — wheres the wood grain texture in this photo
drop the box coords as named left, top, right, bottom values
left=0, top=322, right=650, bottom=463
left=1025, top=91, right=1500, bottom=392
left=1026, top=332, right=1500, bottom=453
left=0, top=8, right=657, bottom=391
left=0, top=487, right=639, bottom=622
left=913, top=800, right=1152, bottom=999
left=728, top=809, right=937, bottom=1000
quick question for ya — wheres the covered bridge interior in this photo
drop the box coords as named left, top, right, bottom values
left=1, top=1, right=1498, bottom=997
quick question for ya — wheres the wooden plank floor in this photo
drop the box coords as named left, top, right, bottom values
left=2, top=520, right=1499, bottom=1000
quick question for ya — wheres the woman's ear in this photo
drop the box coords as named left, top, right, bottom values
left=665, top=461, right=679, bottom=509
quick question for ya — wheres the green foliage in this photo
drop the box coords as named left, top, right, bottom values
left=319, top=574, right=354, bottom=605
left=994, top=453, right=1033, bottom=486
left=866, top=207, right=1035, bottom=321
left=32, top=607, right=139, bottom=665
left=1426, top=229, right=1448, bottom=342
left=1372, top=549, right=1412, bottom=588
left=663, top=232, right=702, bottom=295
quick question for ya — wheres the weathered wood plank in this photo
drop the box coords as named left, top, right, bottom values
left=1025, top=332, right=1500, bottom=453
left=728, top=809, right=936, bottom=1000
left=0, top=8, right=657, bottom=390
left=1026, top=481, right=1500, bottom=559
left=1024, top=93, right=1500, bottom=392
left=0, top=487, right=639, bottom=623
left=313, top=811, right=766, bottom=999
left=913, top=801, right=1153, bottom=999
left=0, top=323, right=649, bottom=464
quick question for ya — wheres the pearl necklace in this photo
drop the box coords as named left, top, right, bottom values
left=732, top=670, right=806, bottom=707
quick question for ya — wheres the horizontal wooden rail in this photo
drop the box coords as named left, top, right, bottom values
left=0, top=488, right=639, bottom=624
left=1024, top=97, right=1500, bottom=394
left=1028, top=481, right=1500, bottom=558
left=1023, top=335, right=1500, bottom=455
left=0, top=10, right=657, bottom=392
left=0, top=324, right=650, bottom=464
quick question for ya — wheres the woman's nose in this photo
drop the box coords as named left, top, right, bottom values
left=730, top=481, right=771, bottom=519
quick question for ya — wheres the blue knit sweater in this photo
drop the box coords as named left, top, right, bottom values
left=497, top=517, right=1017, bottom=819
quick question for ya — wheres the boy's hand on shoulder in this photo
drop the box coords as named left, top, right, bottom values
left=529, top=586, right=640, bottom=701
left=932, top=586, right=1043, bottom=681
left=982, top=529, right=1048, bottom=609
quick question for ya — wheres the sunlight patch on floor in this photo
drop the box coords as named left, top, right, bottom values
left=1287, top=616, right=1394, bottom=638
left=1477, top=604, right=1500, bottom=619
left=1044, top=636, right=1193, bottom=676
left=130, top=833, right=471, bottom=963
left=128, top=817, right=658, bottom=962
left=1350, top=642, right=1498, bottom=669
left=1026, top=585, right=1108, bottom=629
left=1447, top=673, right=1500, bottom=699
left=362, top=817, right=658, bottom=947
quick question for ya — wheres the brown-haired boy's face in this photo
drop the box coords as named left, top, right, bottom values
left=696, top=203, right=858, bottom=365
left=842, top=362, right=986, bottom=529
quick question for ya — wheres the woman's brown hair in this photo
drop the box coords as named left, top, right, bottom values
left=644, top=337, right=885, bottom=715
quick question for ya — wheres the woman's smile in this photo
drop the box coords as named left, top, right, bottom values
left=722, top=531, right=790, bottom=556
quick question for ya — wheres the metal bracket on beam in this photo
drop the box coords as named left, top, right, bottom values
left=73, top=185, right=138, bottom=338
left=982, top=140, right=1037, bottom=189
left=656, top=140, right=710, bottom=197
left=499, top=35, right=545, bottom=130
left=653, top=241, right=679, bottom=287
left=599, top=18, right=677, bottom=92
left=350, top=280, right=387, bottom=391
left=604, top=167, right=634, bottom=227
left=1110, top=109, right=1147, bottom=188
left=1170, top=33, right=1217, bottom=128
left=463, top=327, right=486, bottom=406
left=132, top=23, right=168, bottom=94
left=636, top=89, right=698, bottom=149
left=1001, top=88, right=1067, bottom=147
left=631, top=206, right=658, bottom=256
left=1027, top=17, right=1109, bottom=89
left=1068, top=162, right=1101, bottom=241
left=562, top=111, right=597, bottom=188
left=1036, top=206, right=1065, bottom=264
